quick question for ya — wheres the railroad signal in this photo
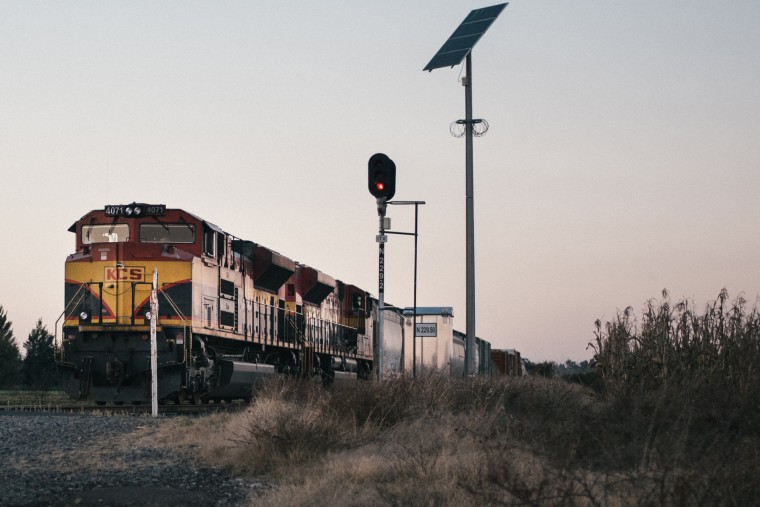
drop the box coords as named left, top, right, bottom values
left=368, top=153, right=396, bottom=200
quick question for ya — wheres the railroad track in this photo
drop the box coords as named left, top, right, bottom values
left=0, top=401, right=246, bottom=415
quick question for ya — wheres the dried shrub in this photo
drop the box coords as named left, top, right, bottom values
left=582, top=289, right=760, bottom=504
left=590, top=289, right=760, bottom=394
left=175, top=301, right=760, bottom=506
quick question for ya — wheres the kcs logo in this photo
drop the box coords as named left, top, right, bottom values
left=105, top=266, right=145, bottom=282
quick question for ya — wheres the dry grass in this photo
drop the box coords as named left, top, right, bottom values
left=0, top=389, right=76, bottom=405
left=147, top=291, right=760, bottom=505
left=152, top=365, right=759, bottom=506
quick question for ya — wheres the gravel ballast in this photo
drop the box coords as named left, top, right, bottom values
left=1, top=411, right=265, bottom=506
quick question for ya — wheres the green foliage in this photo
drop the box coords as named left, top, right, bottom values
left=525, top=360, right=555, bottom=378
left=23, top=319, right=57, bottom=390
left=0, top=306, right=22, bottom=388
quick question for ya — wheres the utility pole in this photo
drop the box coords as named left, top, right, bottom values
left=423, top=3, right=508, bottom=375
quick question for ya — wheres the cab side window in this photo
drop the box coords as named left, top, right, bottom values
left=203, top=228, right=216, bottom=258
left=217, top=232, right=226, bottom=265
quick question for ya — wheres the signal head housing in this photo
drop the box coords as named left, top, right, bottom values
left=368, top=153, right=396, bottom=200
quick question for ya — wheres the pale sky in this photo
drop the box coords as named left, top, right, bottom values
left=1, top=1, right=758, bottom=362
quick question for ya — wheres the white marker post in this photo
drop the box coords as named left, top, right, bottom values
left=150, top=268, right=158, bottom=417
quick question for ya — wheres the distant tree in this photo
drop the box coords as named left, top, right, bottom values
left=23, top=319, right=57, bottom=390
left=523, top=360, right=555, bottom=378
left=0, top=306, right=22, bottom=388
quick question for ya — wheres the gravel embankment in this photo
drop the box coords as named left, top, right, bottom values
left=1, top=411, right=268, bottom=507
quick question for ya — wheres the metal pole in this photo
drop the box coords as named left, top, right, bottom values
left=150, top=268, right=158, bottom=417
left=413, top=203, right=419, bottom=379
left=421, top=321, right=424, bottom=375
left=376, top=198, right=387, bottom=380
left=464, top=53, right=476, bottom=376
left=384, top=200, right=425, bottom=378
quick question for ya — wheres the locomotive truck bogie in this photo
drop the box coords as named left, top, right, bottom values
left=58, top=328, right=185, bottom=404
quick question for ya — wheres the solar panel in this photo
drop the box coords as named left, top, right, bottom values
left=423, top=3, right=508, bottom=72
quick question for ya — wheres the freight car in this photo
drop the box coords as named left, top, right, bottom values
left=491, top=348, right=523, bottom=376
left=452, top=329, right=495, bottom=376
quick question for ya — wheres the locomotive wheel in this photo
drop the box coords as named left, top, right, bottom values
left=175, top=390, right=187, bottom=405
left=191, top=392, right=202, bottom=405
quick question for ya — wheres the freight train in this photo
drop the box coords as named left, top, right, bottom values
left=56, top=203, right=497, bottom=405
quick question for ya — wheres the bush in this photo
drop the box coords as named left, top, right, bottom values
left=589, top=289, right=760, bottom=395
left=581, top=289, right=760, bottom=504
left=181, top=291, right=760, bottom=505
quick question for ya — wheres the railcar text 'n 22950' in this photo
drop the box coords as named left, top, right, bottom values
left=57, top=203, right=374, bottom=405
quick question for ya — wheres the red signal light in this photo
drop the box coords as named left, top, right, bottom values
left=368, top=153, right=396, bottom=200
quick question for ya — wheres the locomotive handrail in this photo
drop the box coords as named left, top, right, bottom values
left=159, top=288, right=188, bottom=322
left=96, top=282, right=104, bottom=322
left=158, top=288, right=191, bottom=366
left=304, top=315, right=358, bottom=356
left=284, top=313, right=307, bottom=345
left=131, top=281, right=154, bottom=325
left=55, top=282, right=88, bottom=361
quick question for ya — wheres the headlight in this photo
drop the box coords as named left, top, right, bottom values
left=133, top=206, right=142, bottom=215
left=79, top=311, right=89, bottom=320
left=125, top=207, right=133, bottom=215
left=145, top=311, right=152, bottom=321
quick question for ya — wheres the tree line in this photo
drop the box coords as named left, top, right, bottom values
left=0, top=305, right=58, bottom=390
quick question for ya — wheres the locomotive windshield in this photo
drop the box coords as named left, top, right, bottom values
left=140, top=223, right=195, bottom=243
left=82, top=224, right=129, bottom=244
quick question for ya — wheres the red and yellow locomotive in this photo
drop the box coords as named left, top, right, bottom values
left=58, top=203, right=373, bottom=404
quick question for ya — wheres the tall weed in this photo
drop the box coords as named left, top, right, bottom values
left=590, top=289, right=760, bottom=394
left=182, top=294, right=760, bottom=505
